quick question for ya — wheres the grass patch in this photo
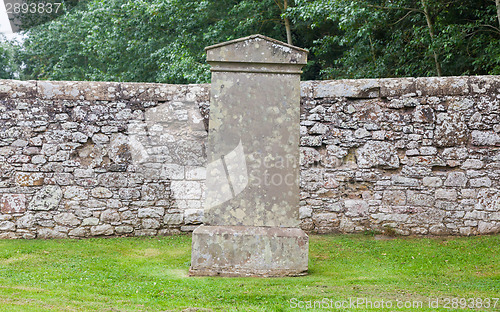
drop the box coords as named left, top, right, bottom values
left=0, top=234, right=498, bottom=311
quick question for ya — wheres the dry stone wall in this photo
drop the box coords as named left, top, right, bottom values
left=0, top=76, right=498, bottom=238
left=0, top=80, right=209, bottom=239
left=299, top=77, right=500, bottom=236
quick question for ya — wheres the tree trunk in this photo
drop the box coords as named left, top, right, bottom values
left=421, top=0, right=442, bottom=76
left=496, top=0, right=500, bottom=28
left=283, top=0, right=293, bottom=45
left=369, top=34, right=377, bottom=64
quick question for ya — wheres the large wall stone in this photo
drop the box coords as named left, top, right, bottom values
left=0, top=76, right=498, bottom=238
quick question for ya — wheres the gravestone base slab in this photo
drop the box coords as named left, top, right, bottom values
left=189, top=225, right=308, bottom=277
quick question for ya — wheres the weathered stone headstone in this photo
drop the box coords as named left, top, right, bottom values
left=189, top=35, right=309, bottom=277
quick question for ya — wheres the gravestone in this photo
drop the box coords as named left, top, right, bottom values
left=189, top=35, right=309, bottom=277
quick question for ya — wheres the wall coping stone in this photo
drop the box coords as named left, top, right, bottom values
left=0, top=76, right=498, bottom=102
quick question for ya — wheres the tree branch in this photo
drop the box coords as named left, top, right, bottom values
left=284, top=0, right=293, bottom=45
left=496, top=0, right=500, bottom=28
left=366, top=4, right=423, bottom=14
left=421, top=0, right=442, bottom=76
left=273, top=0, right=283, bottom=11
left=388, top=11, right=412, bottom=26
left=477, top=23, right=500, bottom=33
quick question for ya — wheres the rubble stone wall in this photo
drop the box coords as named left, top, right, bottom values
left=0, top=80, right=209, bottom=239
left=0, top=76, right=498, bottom=238
left=299, top=76, right=499, bottom=236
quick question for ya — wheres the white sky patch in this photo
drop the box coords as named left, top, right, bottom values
left=0, top=0, right=25, bottom=42
left=0, top=0, right=12, bottom=34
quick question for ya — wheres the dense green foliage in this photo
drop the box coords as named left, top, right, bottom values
left=290, top=0, right=500, bottom=79
left=18, top=0, right=290, bottom=82
left=0, top=234, right=498, bottom=311
left=13, top=0, right=500, bottom=82
left=0, top=36, right=19, bottom=79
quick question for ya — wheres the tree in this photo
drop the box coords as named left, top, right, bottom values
left=0, top=37, right=20, bottom=79
left=289, top=0, right=500, bottom=78
left=16, top=0, right=500, bottom=82
left=273, top=0, right=294, bottom=45
left=19, top=0, right=300, bottom=83
left=496, top=0, right=500, bottom=27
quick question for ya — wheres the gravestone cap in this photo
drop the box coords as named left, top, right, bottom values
left=205, top=34, right=308, bottom=65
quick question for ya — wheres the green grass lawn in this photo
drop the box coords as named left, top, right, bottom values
left=0, top=234, right=498, bottom=311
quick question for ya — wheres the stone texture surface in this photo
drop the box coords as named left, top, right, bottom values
left=191, top=35, right=309, bottom=277
left=190, top=226, right=308, bottom=277
left=0, top=74, right=498, bottom=238
left=356, top=141, right=399, bottom=169
left=203, top=35, right=305, bottom=228
left=28, top=186, right=62, bottom=211
left=205, top=34, right=308, bottom=65
left=1, top=194, right=26, bottom=214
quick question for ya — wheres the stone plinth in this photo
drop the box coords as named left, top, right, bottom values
left=190, top=226, right=308, bottom=277
left=190, top=35, right=309, bottom=277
